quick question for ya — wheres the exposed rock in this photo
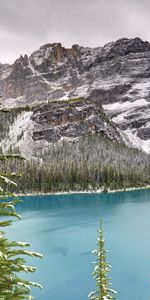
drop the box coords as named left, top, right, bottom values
left=0, top=99, right=122, bottom=157
left=88, top=84, right=132, bottom=104
left=97, top=38, right=150, bottom=62
left=137, top=127, right=150, bottom=140
left=31, top=99, right=122, bottom=144
left=1, top=37, right=150, bottom=152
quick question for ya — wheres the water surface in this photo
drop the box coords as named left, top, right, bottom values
left=7, top=189, right=150, bottom=300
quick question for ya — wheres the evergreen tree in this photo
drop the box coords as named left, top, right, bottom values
left=0, top=154, right=43, bottom=299
left=88, top=221, right=117, bottom=300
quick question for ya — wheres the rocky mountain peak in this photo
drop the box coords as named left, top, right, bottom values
left=9, top=54, right=31, bottom=80
left=1, top=37, right=150, bottom=153
left=40, top=42, right=62, bottom=49
left=99, top=37, right=150, bottom=61
left=14, top=54, right=29, bottom=67
left=115, top=37, right=150, bottom=54
left=30, top=42, right=81, bottom=69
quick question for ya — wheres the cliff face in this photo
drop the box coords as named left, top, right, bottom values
left=1, top=37, right=150, bottom=153
left=0, top=99, right=122, bottom=157
left=31, top=99, right=122, bottom=143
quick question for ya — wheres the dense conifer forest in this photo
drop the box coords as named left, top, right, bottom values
left=1, top=134, right=150, bottom=194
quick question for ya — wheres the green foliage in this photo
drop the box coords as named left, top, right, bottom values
left=0, top=154, right=25, bottom=161
left=89, top=221, right=117, bottom=300
left=61, top=97, right=85, bottom=104
left=12, top=135, right=150, bottom=193
left=1, top=134, right=150, bottom=194
left=50, top=97, right=85, bottom=105
left=0, top=105, right=32, bottom=114
left=0, top=154, right=43, bottom=299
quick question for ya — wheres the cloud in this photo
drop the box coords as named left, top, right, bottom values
left=0, top=0, right=149, bottom=63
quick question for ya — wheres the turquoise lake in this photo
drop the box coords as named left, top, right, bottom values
left=7, top=189, right=150, bottom=300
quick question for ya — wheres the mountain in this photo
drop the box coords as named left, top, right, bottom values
left=1, top=37, right=150, bottom=154
left=0, top=99, right=122, bottom=157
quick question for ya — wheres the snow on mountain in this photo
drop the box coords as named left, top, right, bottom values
left=1, top=37, right=150, bottom=154
left=0, top=99, right=122, bottom=157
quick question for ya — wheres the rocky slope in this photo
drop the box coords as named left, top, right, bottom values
left=1, top=37, right=150, bottom=154
left=0, top=98, right=122, bottom=157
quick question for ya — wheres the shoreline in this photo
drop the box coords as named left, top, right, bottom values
left=15, top=185, right=150, bottom=197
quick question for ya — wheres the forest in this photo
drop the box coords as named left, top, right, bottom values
left=1, top=134, right=150, bottom=194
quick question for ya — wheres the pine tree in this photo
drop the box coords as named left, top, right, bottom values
left=88, top=221, right=117, bottom=300
left=0, top=153, right=43, bottom=299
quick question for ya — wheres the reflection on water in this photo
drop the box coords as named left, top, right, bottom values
left=16, top=189, right=150, bottom=212
left=5, top=189, right=150, bottom=300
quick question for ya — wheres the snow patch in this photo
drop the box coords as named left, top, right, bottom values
left=127, top=80, right=150, bottom=99
left=73, top=85, right=89, bottom=97
left=121, top=129, right=150, bottom=153
left=2, top=96, right=26, bottom=109
left=103, top=99, right=149, bottom=112
left=1, top=112, right=35, bottom=158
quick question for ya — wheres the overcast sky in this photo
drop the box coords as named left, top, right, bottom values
left=0, top=0, right=149, bottom=63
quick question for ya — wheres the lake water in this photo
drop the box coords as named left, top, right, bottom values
left=6, top=189, right=150, bottom=300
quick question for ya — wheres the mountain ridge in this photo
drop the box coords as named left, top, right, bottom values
left=1, top=37, right=150, bottom=154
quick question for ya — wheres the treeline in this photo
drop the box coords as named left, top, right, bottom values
left=1, top=134, right=150, bottom=193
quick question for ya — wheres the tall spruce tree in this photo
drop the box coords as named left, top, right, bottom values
left=88, top=221, right=117, bottom=300
left=0, top=154, right=43, bottom=299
